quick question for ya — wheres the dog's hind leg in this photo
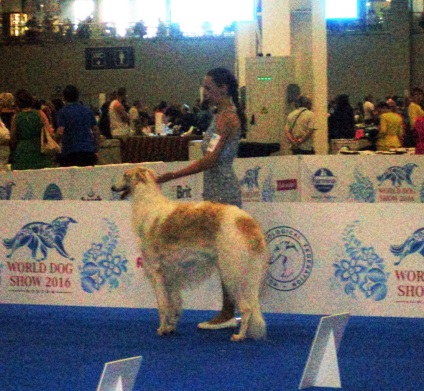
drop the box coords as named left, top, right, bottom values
left=231, top=300, right=252, bottom=342
left=166, top=282, right=182, bottom=330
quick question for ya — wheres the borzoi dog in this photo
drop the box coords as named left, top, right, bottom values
left=112, top=167, right=268, bottom=341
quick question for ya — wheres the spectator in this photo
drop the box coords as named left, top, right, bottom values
left=284, top=96, right=316, bottom=154
left=56, top=85, right=100, bottom=167
left=328, top=94, right=356, bottom=139
left=363, top=94, right=375, bottom=124
left=406, top=87, right=424, bottom=147
left=10, top=89, right=53, bottom=170
left=109, top=87, right=130, bottom=138
left=375, top=101, right=403, bottom=151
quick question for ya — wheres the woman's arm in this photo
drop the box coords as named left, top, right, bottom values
left=157, top=110, right=238, bottom=183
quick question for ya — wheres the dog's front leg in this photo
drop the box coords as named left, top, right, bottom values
left=145, top=263, right=174, bottom=335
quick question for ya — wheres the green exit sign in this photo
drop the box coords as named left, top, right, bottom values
left=258, top=76, right=272, bottom=81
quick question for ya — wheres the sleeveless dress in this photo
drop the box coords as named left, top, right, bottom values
left=12, top=110, right=53, bottom=170
left=109, top=100, right=130, bottom=137
left=201, top=108, right=242, bottom=207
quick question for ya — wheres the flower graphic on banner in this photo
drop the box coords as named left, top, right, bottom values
left=262, top=172, right=275, bottom=202
left=80, top=219, right=128, bottom=293
left=333, top=221, right=389, bottom=301
left=349, top=169, right=375, bottom=202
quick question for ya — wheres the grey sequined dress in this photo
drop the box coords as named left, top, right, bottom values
left=201, top=109, right=242, bottom=207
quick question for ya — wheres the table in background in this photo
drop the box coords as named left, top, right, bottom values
left=122, top=135, right=201, bottom=163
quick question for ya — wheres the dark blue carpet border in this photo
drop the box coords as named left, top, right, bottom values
left=0, top=304, right=423, bottom=391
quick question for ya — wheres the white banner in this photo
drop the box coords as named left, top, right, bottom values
left=1, top=201, right=424, bottom=318
left=299, top=155, right=424, bottom=203
left=2, top=155, right=424, bottom=203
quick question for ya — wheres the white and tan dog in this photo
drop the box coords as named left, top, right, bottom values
left=112, top=167, right=269, bottom=341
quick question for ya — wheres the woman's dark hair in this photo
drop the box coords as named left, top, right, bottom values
left=206, top=67, right=244, bottom=126
left=336, top=94, right=351, bottom=108
left=158, top=100, right=167, bottom=111
left=15, top=89, right=34, bottom=109
left=63, top=85, right=79, bottom=103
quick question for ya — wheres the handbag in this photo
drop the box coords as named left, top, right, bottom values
left=0, top=119, right=10, bottom=143
left=41, top=121, right=61, bottom=156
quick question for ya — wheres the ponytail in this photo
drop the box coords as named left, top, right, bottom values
left=206, top=67, right=244, bottom=125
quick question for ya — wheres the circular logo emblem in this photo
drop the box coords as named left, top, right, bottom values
left=266, top=226, right=313, bottom=291
left=312, top=168, right=337, bottom=193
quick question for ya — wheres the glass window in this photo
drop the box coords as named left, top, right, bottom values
left=73, top=0, right=94, bottom=23
left=171, top=0, right=255, bottom=35
left=326, top=0, right=358, bottom=19
left=72, top=0, right=254, bottom=36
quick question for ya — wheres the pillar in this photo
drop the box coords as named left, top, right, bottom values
left=311, top=0, right=329, bottom=154
left=261, top=0, right=290, bottom=56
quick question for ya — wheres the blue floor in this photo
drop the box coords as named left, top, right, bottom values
left=0, top=304, right=423, bottom=390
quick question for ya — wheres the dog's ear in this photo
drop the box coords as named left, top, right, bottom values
left=135, top=168, right=148, bottom=183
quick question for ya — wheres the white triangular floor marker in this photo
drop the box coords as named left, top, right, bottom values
left=97, top=356, right=142, bottom=391
left=114, top=376, right=124, bottom=391
left=314, top=329, right=341, bottom=388
left=299, top=313, right=349, bottom=390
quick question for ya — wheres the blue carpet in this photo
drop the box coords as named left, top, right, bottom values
left=0, top=305, right=423, bottom=390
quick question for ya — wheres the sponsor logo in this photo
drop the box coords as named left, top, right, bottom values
left=277, top=179, right=297, bottom=191
left=266, top=226, right=313, bottom=291
left=176, top=185, right=192, bottom=199
left=312, top=168, right=337, bottom=193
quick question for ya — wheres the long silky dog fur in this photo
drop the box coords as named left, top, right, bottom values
left=112, top=167, right=268, bottom=341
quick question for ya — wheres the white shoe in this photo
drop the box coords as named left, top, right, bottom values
left=197, top=317, right=238, bottom=330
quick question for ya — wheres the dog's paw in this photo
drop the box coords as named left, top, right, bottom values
left=157, top=325, right=176, bottom=336
left=230, top=333, right=246, bottom=342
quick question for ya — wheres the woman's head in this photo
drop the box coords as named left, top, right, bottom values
left=0, top=93, right=14, bottom=111
left=204, top=67, right=239, bottom=106
left=15, top=89, right=34, bottom=109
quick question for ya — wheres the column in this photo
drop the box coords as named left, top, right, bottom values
left=261, top=0, right=290, bottom=56
left=311, top=0, right=329, bottom=154
left=235, top=21, right=257, bottom=87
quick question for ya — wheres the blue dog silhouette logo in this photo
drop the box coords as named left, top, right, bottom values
left=3, top=217, right=77, bottom=261
left=377, top=163, right=418, bottom=187
left=240, top=166, right=261, bottom=189
left=391, top=227, right=424, bottom=266
left=0, top=181, right=15, bottom=200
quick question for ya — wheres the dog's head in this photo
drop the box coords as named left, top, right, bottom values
left=111, top=168, right=157, bottom=199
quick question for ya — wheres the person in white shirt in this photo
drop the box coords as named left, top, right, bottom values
left=363, top=94, right=375, bottom=124
left=154, top=100, right=168, bottom=135
left=284, top=96, right=316, bottom=154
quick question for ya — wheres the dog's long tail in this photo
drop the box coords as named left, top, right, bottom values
left=246, top=256, right=268, bottom=340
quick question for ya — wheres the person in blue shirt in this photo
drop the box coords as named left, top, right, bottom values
left=56, top=85, right=101, bottom=166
